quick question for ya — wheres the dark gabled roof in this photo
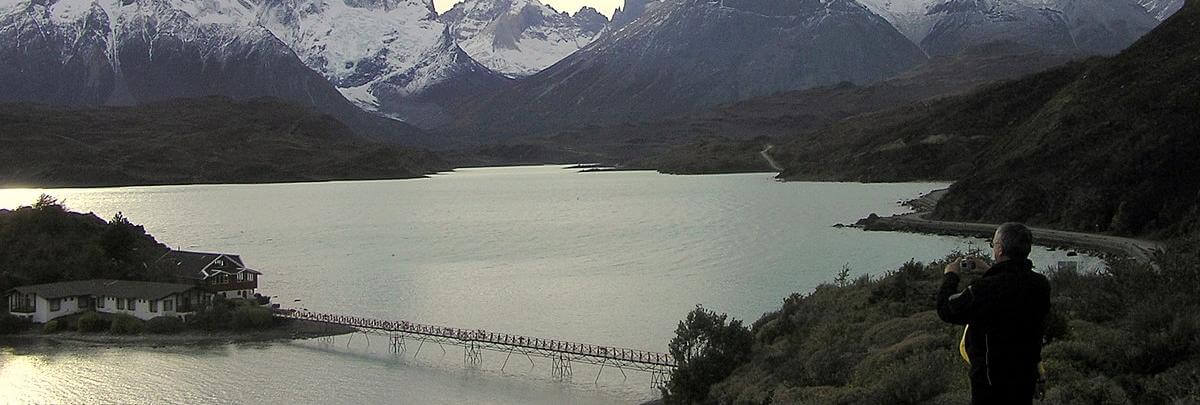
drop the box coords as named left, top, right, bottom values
left=7, top=279, right=197, bottom=300
left=153, top=250, right=250, bottom=280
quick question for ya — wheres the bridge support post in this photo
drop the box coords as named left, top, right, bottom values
left=464, top=342, right=482, bottom=367
left=552, top=355, right=572, bottom=380
left=651, top=370, right=671, bottom=390
left=389, top=335, right=406, bottom=354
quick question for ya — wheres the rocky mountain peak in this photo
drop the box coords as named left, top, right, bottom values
left=573, top=5, right=607, bottom=35
left=439, top=0, right=609, bottom=77
left=610, top=0, right=649, bottom=27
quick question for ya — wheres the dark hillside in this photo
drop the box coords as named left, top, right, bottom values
left=0, top=97, right=450, bottom=188
left=504, top=45, right=1078, bottom=170
left=0, top=197, right=168, bottom=293
left=672, top=241, right=1200, bottom=403
left=774, top=0, right=1200, bottom=237
left=931, top=0, right=1200, bottom=237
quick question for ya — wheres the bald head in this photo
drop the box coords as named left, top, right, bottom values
left=993, top=222, right=1033, bottom=261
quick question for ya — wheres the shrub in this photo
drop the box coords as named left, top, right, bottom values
left=189, top=297, right=235, bottom=331
left=146, top=316, right=185, bottom=334
left=76, top=311, right=109, bottom=332
left=230, top=305, right=274, bottom=330
left=252, top=293, right=271, bottom=305
left=42, top=319, right=66, bottom=333
left=663, top=305, right=754, bottom=403
left=109, top=314, right=145, bottom=335
left=0, top=314, right=31, bottom=334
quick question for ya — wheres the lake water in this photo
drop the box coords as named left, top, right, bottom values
left=0, top=166, right=1098, bottom=403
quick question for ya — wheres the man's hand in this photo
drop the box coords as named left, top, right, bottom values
left=944, top=259, right=963, bottom=274
left=945, top=257, right=991, bottom=274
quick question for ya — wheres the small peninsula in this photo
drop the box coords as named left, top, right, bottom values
left=0, top=196, right=351, bottom=342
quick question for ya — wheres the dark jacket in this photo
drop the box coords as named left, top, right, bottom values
left=937, top=258, right=1051, bottom=405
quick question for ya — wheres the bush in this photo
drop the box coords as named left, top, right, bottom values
left=189, top=297, right=235, bottom=331
left=146, top=316, right=185, bottom=334
left=0, top=314, right=31, bottom=334
left=230, top=306, right=274, bottom=330
left=663, top=305, right=754, bottom=403
left=109, top=314, right=145, bottom=335
left=76, top=311, right=109, bottom=332
left=42, top=319, right=66, bottom=333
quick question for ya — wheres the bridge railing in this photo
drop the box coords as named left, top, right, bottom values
left=276, top=308, right=676, bottom=367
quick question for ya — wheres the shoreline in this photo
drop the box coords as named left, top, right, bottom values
left=854, top=188, right=1163, bottom=263
left=1, top=319, right=356, bottom=348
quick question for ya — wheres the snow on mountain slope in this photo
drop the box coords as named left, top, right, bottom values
left=861, top=0, right=1160, bottom=46
left=856, top=0, right=940, bottom=43
left=255, top=0, right=511, bottom=127
left=920, top=0, right=1158, bottom=57
left=1136, top=0, right=1183, bottom=19
left=439, top=0, right=609, bottom=77
left=0, top=0, right=432, bottom=142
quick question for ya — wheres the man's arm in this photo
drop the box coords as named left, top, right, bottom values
left=937, top=273, right=974, bottom=324
left=936, top=259, right=988, bottom=325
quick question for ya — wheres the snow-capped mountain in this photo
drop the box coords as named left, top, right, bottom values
left=1137, top=0, right=1184, bottom=19
left=454, top=0, right=928, bottom=136
left=859, top=0, right=1160, bottom=51
left=920, top=0, right=1158, bottom=56
left=255, top=0, right=511, bottom=127
left=856, top=0, right=940, bottom=43
left=438, top=0, right=609, bottom=77
left=0, top=0, right=429, bottom=142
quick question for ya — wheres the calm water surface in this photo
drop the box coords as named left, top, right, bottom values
left=0, top=166, right=1097, bottom=403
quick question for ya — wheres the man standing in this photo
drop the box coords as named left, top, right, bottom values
left=937, top=222, right=1051, bottom=405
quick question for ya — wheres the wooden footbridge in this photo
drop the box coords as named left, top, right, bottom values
left=274, top=309, right=675, bottom=387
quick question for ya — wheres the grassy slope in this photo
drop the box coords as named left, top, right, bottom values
left=0, top=97, right=450, bottom=187
left=774, top=0, right=1199, bottom=237
left=703, top=242, right=1200, bottom=404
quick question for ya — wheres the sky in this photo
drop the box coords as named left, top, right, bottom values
left=433, top=0, right=625, bottom=17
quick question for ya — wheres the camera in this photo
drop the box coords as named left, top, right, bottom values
left=961, top=258, right=976, bottom=271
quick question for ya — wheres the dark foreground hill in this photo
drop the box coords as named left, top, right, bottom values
left=661, top=241, right=1200, bottom=403
left=0, top=97, right=450, bottom=188
left=773, top=0, right=1200, bottom=238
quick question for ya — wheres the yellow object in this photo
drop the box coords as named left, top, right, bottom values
left=960, top=324, right=971, bottom=365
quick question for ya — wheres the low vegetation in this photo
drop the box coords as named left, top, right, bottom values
left=76, top=311, right=109, bottom=333
left=663, top=239, right=1200, bottom=404
left=0, top=314, right=31, bottom=334
left=0, top=96, right=448, bottom=188
left=109, top=314, right=146, bottom=335
left=146, top=316, right=186, bottom=334
left=190, top=296, right=277, bottom=332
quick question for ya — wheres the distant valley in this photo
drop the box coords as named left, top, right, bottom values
left=2, top=0, right=1190, bottom=237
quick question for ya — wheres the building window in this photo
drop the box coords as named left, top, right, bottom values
left=49, top=298, right=60, bottom=311
left=117, top=298, right=125, bottom=310
left=150, top=300, right=158, bottom=312
left=164, top=299, right=174, bottom=312
left=97, top=296, right=105, bottom=308
left=129, top=299, right=136, bottom=311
